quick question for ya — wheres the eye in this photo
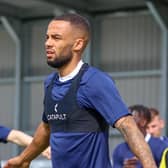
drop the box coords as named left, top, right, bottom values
left=52, top=35, right=62, bottom=40
left=45, top=35, right=49, bottom=40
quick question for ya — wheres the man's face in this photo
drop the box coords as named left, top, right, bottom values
left=146, top=116, right=164, bottom=137
left=132, top=110, right=147, bottom=134
left=45, top=20, right=74, bottom=69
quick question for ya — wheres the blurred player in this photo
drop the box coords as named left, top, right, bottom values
left=0, top=125, right=50, bottom=159
left=112, top=105, right=168, bottom=168
left=146, top=107, right=168, bottom=145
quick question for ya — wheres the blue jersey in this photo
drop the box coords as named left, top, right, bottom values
left=0, top=125, right=11, bottom=143
left=160, top=136, right=168, bottom=146
left=42, top=65, right=130, bottom=168
left=112, top=135, right=168, bottom=167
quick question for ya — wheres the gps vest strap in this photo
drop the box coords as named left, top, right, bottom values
left=44, top=63, right=108, bottom=132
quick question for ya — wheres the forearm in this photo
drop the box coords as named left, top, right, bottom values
left=19, top=122, right=50, bottom=162
left=115, top=115, right=157, bottom=168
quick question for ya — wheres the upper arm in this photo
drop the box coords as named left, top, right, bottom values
left=34, top=122, right=50, bottom=140
left=114, top=115, right=137, bottom=141
left=7, top=129, right=19, bottom=142
left=80, top=70, right=130, bottom=125
left=7, top=129, right=33, bottom=146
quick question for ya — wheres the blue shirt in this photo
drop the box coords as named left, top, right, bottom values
left=0, top=125, right=11, bottom=143
left=160, top=136, right=168, bottom=145
left=112, top=135, right=168, bottom=167
left=42, top=65, right=130, bottom=168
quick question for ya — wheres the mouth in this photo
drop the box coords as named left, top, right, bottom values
left=46, top=50, right=55, bottom=58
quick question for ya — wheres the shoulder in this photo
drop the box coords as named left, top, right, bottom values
left=163, top=136, right=168, bottom=142
left=81, top=66, right=115, bottom=87
left=149, top=136, right=168, bottom=151
left=149, top=136, right=168, bottom=165
left=44, top=72, right=58, bottom=88
left=150, top=136, right=166, bottom=144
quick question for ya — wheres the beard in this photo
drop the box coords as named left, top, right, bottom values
left=47, top=47, right=73, bottom=69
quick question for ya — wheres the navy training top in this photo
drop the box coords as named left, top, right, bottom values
left=42, top=64, right=130, bottom=168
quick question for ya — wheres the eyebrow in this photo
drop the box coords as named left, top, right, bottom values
left=46, top=33, right=62, bottom=38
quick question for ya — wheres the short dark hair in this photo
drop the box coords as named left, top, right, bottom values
left=149, top=107, right=160, bottom=119
left=53, top=13, right=90, bottom=37
left=129, top=104, right=151, bottom=124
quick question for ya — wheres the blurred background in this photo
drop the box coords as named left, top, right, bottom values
left=0, top=0, right=168, bottom=167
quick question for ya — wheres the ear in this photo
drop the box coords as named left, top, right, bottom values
left=160, top=119, right=165, bottom=128
left=73, top=38, right=85, bottom=51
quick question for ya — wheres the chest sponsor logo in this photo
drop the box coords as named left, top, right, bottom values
left=47, top=103, right=67, bottom=121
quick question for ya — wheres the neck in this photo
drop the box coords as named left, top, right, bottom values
left=58, top=59, right=81, bottom=77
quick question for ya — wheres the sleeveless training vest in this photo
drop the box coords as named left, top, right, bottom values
left=44, top=63, right=108, bottom=133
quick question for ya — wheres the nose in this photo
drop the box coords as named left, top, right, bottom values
left=45, top=37, right=53, bottom=47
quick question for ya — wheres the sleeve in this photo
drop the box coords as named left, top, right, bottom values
left=42, top=89, right=49, bottom=123
left=82, top=71, right=130, bottom=126
left=0, top=125, right=11, bottom=143
left=42, top=111, right=48, bottom=123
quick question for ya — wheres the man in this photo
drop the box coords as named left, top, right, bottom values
left=0, top=125, right=50, bottom=159
left=112, top=105, right=168, bottom=168
left=4, top=13, right=157, bottom=168
left=146, top=107, right=168, bottom=144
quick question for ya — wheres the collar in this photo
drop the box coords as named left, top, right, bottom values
left=59, top=60, right=84, bottom=82
left=145, top=133, right=151, bottom=142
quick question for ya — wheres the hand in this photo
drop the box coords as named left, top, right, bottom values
left=123, top=156, right=138, bottom=168
left=42, top=146, right=51, bottom=159
left=3, top=156, right=30, bottom=168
